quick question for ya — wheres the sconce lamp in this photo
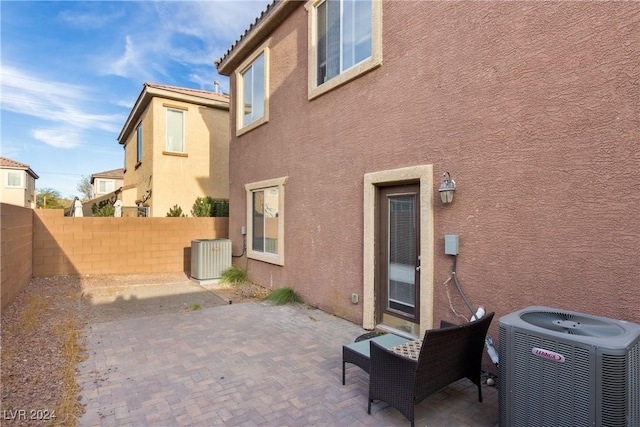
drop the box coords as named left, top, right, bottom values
left=438, top=172, right=456, bottom=204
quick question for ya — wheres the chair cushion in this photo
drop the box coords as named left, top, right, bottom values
left=389, top=339, right=422, bottom=360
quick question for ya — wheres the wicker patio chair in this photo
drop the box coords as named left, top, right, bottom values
left=367, top=312, right=495, bottom=427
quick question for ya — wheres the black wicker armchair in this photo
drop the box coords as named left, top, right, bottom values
left=367, top=312, right=495, bottom=427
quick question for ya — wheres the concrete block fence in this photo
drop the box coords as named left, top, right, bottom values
left=1, top=205, right=228, bottom=311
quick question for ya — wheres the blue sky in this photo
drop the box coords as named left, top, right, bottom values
left=1, top=0, right=269, bottom=198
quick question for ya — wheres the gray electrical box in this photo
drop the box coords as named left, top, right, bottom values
left=444, top=234, right=459, bottom=255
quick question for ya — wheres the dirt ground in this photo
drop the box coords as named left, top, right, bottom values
left=0, top=273, right=270, bottom=426
left=80, top=272, right=270, bottom=323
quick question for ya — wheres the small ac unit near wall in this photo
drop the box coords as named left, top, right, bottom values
left=190, top=239, right=232, bottom=281
left=499, top=306, right=640, bottom=427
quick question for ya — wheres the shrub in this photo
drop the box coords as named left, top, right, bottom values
left=191, top=197, right=229, bottom=217
left=220, top=266, right=249, bottom=285
left=167, top=205, right=186, bottom=217
left=191, top=197, right=212, bottom=217
left=264, top=287, right=303, bottom=305
left=92, top=200, right=114, bottom=217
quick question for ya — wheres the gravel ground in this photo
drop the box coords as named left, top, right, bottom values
left=0, top=273, right=269, bottom=427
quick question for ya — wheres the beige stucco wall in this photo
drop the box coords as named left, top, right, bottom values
left=225, top=2, right=640, bottom=331
left=121, top=97, right=229, bottom=217
left=1, top=169, right=36, bottom=208
left=0, top=203, right=33, bottom=311
left=151, top=98, right=230, bottom=217
left=122, top=103, right=153, bottom=210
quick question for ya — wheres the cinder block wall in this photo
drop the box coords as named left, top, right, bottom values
left=33, top=209, right=229, bottom=276
left=1, top=203, right=33, bottom=311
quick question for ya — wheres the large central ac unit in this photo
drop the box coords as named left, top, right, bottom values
left=191, top=239, right=232, bottom=281
left=499, top=306, right=640, bottom=427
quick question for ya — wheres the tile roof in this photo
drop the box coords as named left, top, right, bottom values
left=0, top=157, right=29, bottom=169
left=215, top=0, right=279, bottom=69
left=91, top=168, right=124, bottom=180
left=0, top=156, right=39, bottom=178
left=144, top=83, right=229, bottom=103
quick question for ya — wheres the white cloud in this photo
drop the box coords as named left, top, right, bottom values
left=59, top=7, right=124, bottom=30
left=107, top=35, right=155, bottom=80
left=97, top=1, right=270, bottom=83
left=32, top=128, right=80, bottom=149
left=0, top=65, right=124, bottom=148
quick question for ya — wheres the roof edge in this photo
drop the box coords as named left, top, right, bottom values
left=117, top=84, right=230, bottom=144
left=216, top=0, right=301, bottom=75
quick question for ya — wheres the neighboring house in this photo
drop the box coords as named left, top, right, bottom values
left=0, top=157, right=38, bottom=209
left=90, top=168, right=124, bottom=199
left=216, top=1, right=640, bottom=338
left=117, top=82, right=230, bottom=217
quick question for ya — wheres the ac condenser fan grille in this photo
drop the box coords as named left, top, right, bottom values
left=520, top=311, right=624, bottom=337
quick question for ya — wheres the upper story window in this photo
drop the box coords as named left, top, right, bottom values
left=136, top=123, right=143, bottom=164
left=96, top=179, right=115, bottom=194
left=6, top=171, right=23, bottom=188
left=235, top=39, right=271, bottom=136
left=166, top=108, right=185, bottom=153
left=307, top=0, right=382, bottom=99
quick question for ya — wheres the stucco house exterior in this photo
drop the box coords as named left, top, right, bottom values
left=90, top=168, right=124, bottom=199
left=0, top=157, right=38, bottom=209
left=117, top=83, right=230, bottom=217
left=215, top=0, right=639, bottom=340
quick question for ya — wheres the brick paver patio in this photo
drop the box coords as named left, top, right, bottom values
left=78, top=302, right=498, bottom=426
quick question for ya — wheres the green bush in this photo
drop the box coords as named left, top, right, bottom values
left=167, top=205, right=186, bottom=217
left=264, top=287, right=303, bottom=305
left=191, top=197, right=229, bottom=217
left=92, top=200, right=115, bottom=217
left=220, top=266, right=249, bottom=284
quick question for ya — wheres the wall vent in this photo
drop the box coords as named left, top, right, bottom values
left=190, top=239, right=232, bottom=281
left=499, top=306, right=640, bottom=427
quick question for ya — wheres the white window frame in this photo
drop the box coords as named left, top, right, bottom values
left=136, top=122, right=143, bottom=164
left=306, top=0, right=382, bottom=100
left=245, top=176, right=288, bottom=266
left=165, top=107, right=186, bottom=153
left=235, top=38, right=271, bottom=136
left=5, top=170, right=24, bottom=188
left=96, top=179, right=115, bottom=194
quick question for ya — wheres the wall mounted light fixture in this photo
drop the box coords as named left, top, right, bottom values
left=438, top=172, right=456, bottom=204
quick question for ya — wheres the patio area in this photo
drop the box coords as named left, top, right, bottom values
left=78, top=301, right=498, bottom=426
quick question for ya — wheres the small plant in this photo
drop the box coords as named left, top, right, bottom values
left=220, top=266, right=249, bottom=285
left=264, top=287, right=302, bottom=305
left=185, top=303, right=202, bottom=311
left=20, top=294, right=50, bottom=330
left=53, top=319, right=85, bottom=426
left=166, top=204, right=186, bottom=217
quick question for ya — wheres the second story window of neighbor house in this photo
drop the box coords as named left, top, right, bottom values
left=136, top=123, right=143, bottom=163
left=166, top=108, right=185, bottom=153
left=6, top=171, right=23, bottom=188
left=316, top=0, right=372, bottom=85
left=97, top=179, right=115, bottom=194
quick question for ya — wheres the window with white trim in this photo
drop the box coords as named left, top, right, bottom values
left=245, top=176, right=288, bottom=266
left=307, top=0, right=382, bottom=99
left=6, top=171, right=23, bottom=188
left=235, top=39, right=270, bottom=135
left=97, top=179, right=115, bottom=194
left=136, top=123, right=143, bottom=163
left=166, top=108, right=185, bottom=153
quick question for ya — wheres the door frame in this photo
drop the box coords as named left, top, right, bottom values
left=363, top=165, right=434, bottom=335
